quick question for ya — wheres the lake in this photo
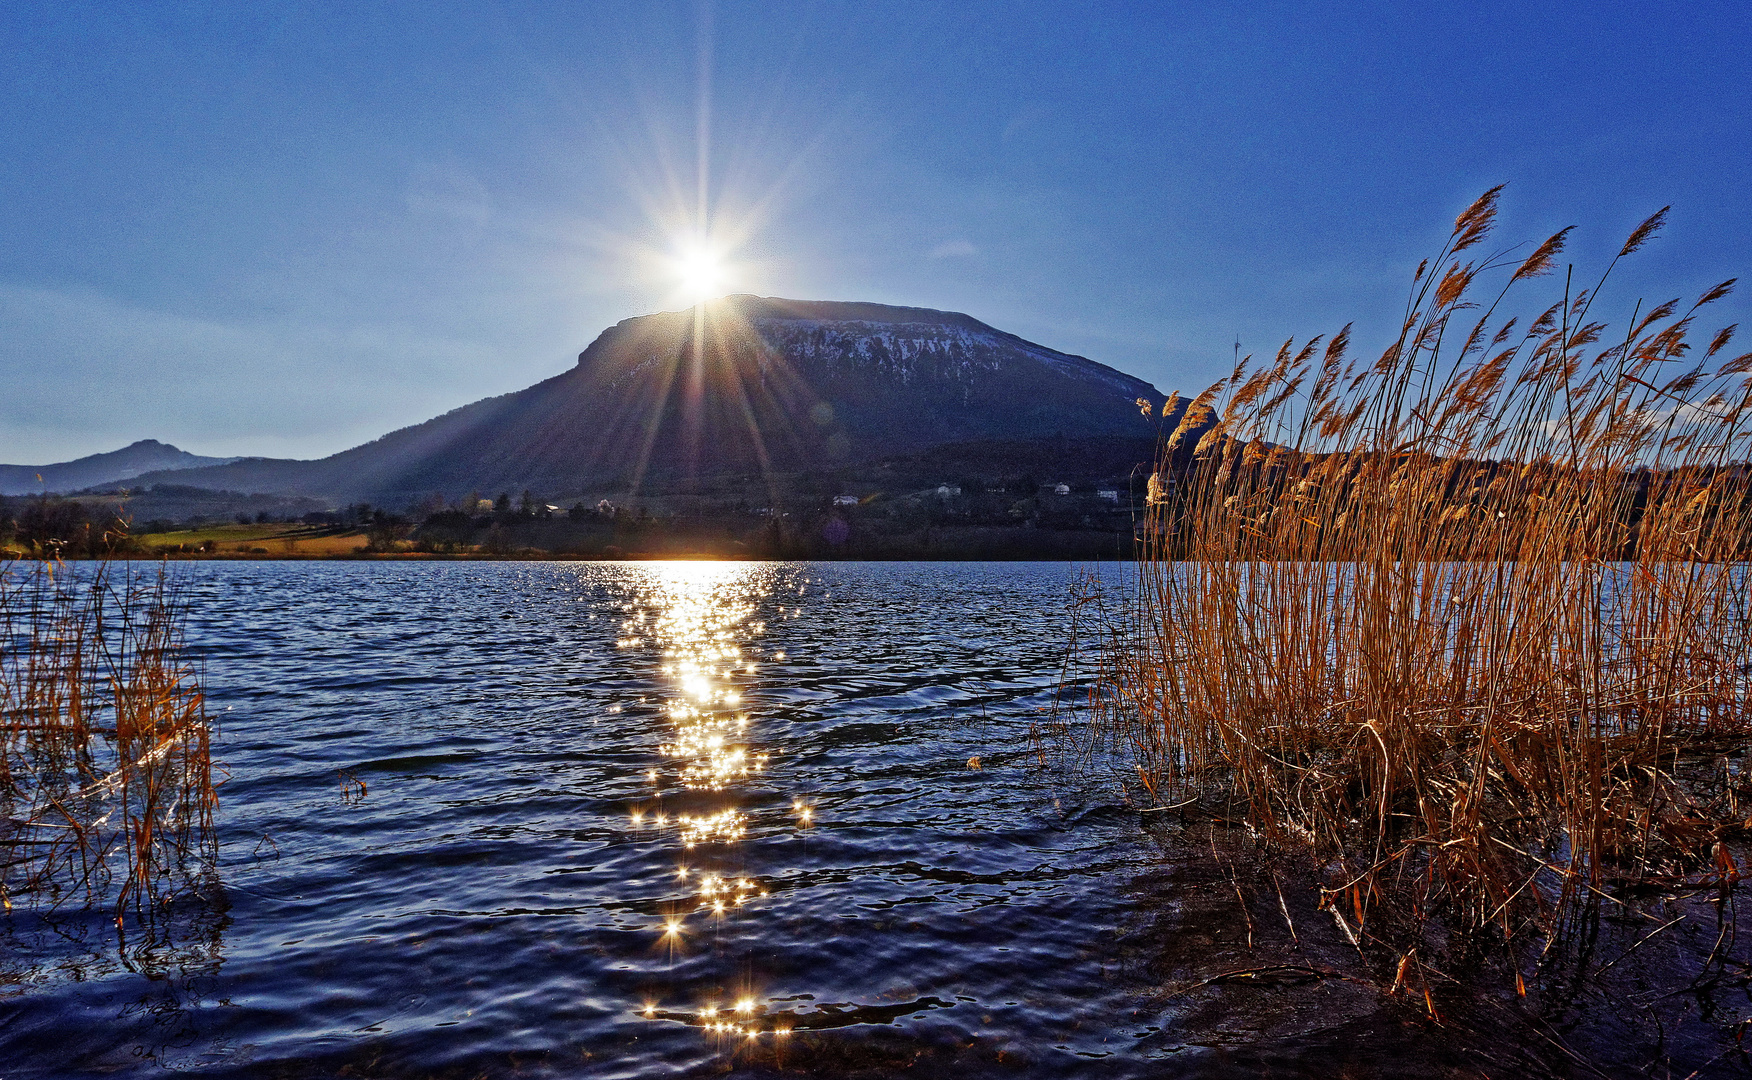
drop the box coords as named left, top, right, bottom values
left=2, top=560, right=1201, bottom=1078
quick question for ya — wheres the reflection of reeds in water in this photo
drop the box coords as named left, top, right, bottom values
left=1074, top=190, right=1752, bottom=978
left=0, top=559, right=216, bottom=918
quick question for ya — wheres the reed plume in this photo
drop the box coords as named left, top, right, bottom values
left=1073, top=191, right=1752, bottom=981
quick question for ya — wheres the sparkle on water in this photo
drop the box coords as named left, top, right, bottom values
left=626, top=562, right=792, bottom=1029
left=1, top=560, right=1174, bottom=1078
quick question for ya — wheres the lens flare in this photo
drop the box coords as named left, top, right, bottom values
left=671, top=239, right=726, bottom=306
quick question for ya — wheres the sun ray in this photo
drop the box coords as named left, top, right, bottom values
left=627, top=341, right=689, bottom=498
left=707, top=307, right=784, bottom=512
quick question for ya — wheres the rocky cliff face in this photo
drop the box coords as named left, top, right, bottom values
left=121, top=296, right=1167, bottom=502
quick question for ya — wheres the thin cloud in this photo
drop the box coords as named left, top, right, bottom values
left=929, top=239, right=977, bottom=259
left=405, top=164, right=495, bottom=225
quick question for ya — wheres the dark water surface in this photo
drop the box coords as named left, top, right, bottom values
left=3, top=561, right=1210, bottom=1078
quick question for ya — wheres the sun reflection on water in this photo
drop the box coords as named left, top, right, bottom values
left=613, top=560, right=810, bottom=1033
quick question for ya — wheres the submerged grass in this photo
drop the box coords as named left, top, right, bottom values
left=0, top=558, right=217, bottom=918
left=1066, top=189, right=1752, bottom=993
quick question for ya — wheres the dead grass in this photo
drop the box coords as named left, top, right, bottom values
left=0, top=558, right=217, bottom=918
left=249, top=530, right=369, bottom=555
left=1065, top=189, right=1752, bottom=993
left=138, top=523, right=369, bottom=555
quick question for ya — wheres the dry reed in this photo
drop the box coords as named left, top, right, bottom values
left=1073, top=189, right=1752, bottom=981
left=0, top=558, right=217, bottom=918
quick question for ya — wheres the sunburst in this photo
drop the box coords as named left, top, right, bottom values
left=668, top=236, right=731, bottom=306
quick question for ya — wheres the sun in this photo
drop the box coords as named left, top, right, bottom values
left=670, top=239, right=728, bottom=306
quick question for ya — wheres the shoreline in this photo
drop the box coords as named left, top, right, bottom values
left=4, top=550, right=1138, bottom=563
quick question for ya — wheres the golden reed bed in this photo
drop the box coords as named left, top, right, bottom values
left=1068, top=188, right=1752, bottom=1000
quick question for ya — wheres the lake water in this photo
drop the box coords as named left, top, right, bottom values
left=3, top=560, right=1195, bottom=1078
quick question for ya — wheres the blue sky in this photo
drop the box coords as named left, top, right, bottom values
left=2, top=1, right=1748, bottom=463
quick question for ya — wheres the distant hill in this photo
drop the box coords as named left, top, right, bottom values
left=0, top=440, right=239, bottom=496
left=119, top=296, right=1176, bottom=504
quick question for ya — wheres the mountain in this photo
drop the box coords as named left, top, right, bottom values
left=119, top=296, right=1169, bottom=504
left=0, top=440, right=239, bottom=496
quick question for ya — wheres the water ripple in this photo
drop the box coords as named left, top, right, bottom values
left=0, top=560, right=1186, bottom=1079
